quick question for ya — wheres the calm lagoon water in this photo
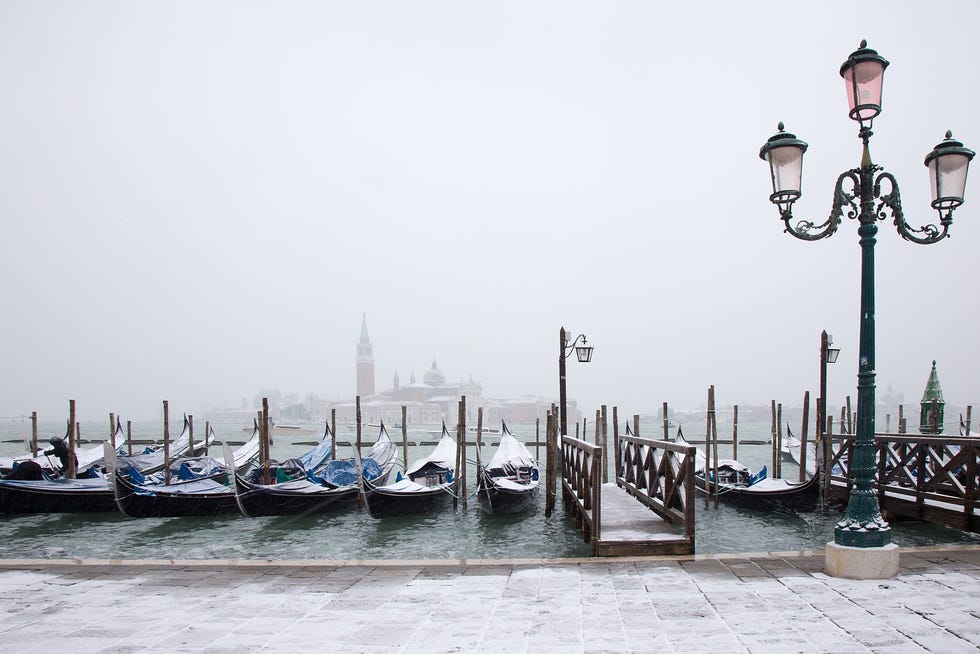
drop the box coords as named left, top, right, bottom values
left=1, top=419, right=977, bottom=559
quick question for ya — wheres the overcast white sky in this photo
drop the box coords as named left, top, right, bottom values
left=1, top=1, right=978, bottom=423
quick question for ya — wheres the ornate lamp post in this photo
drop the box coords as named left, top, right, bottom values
left=558, top=327, right=593, bottom=437
left=760, top=41, right=973, bottom=574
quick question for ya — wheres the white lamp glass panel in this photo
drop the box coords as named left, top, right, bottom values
left=768, top=145, right=804, bottom=195
left=843, top=61, right=885, bottom=119
left=929, top=153, right=971, bottom=207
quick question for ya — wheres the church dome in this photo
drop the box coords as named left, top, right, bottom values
left=423, top=359, right=446, bottom=387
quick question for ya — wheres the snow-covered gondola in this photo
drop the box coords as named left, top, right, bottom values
left=361, top=424, right=456, bottom=518
left=477, top=422, right=539, bottom=514
left=679, top=433, right=820, bottom=512
left=234, top=423, right=397, bottom=517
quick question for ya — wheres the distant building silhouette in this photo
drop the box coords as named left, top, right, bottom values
left=356, top=314, right=375, bottom=397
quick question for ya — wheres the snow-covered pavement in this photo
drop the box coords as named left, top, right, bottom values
left=1, top=546, right=978, bottom=653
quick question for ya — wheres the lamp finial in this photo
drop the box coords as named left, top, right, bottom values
left=860, top=39, right=867, bottom=48
left=778, top=121, right=784, bottom=131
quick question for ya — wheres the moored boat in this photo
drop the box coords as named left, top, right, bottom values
left=234, top=424, right=397, bottom=517
left=679, top=433, right=819, bottom=512
left=361, top=424, right=456, bottom=518
left=477, top=422, right=539, bottom=514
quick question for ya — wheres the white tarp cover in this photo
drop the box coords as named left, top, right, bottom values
left=487, top=431, right=536, bottom=470
left=405, top=429, right=456, bottom=476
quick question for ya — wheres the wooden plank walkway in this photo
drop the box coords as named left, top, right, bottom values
left=596, top=483, right=691, bottom=556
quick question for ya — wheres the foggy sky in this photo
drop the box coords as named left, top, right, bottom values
left=2, top=1, right=979, bottom=423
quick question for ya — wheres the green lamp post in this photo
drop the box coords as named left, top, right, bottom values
left=760, top=41, right=974, bottom=553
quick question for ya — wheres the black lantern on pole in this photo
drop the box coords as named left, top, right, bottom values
left=558, top=327, right=594, bottom=438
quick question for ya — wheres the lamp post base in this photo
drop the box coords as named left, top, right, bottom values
left=824, top=542, right=899, bottom=579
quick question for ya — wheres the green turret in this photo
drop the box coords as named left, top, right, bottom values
left=919, top=360, right=945, bottom=434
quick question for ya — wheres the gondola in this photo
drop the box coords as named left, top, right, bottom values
left=114, top=416, right=207, bottom=477
left=477, top=422, right=539, bottom=514
left=679, top=433, right=821, bottom=512
left=110, top=422, right=265, bottom=518
left=361, top=424, right=456, bottom=518
left=0, top=475, right=117, bottom=514
left=0, top=421, right=129, bottom=514
left=234, top=423, right=397, bottom=517
left=112, top=473, right=240, bottom=518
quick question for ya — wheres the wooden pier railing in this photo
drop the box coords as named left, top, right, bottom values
left=561, top=435, right=602, bottom=554
left=826, top=433, right=980, bottom=532
left=618, top=434, right=696, bottom=545
left=561, top=432, right=696, bottom=556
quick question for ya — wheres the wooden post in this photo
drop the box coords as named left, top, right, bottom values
left=710, top=386, right=719, bottom=508
left=401, top=406, right=408, bottom=473
left=188, top=414, right=195, bottom=456
left=770, top=400, right=777, bottom=474
left=705, top=388, right=712, bottom=509
left=886, top=413, right=891, bottom=433
left=583, top=417, right=588, bottom=441
left=461, top=396, right=467, bottom=510
left=612, top=406, right=620, bottom=481
left=899, top=404, right=905, bottom=434
left=355, top=395, right=362, bottom=452
left=162, top=400, right=171, bottom=485
left=262, top=397, right=271, bottom=485
left=633, top=414, right=639, bottom=439
left=967, top=406, right=973, bottom=436
left=594, top=409, right=600, bottom=447
left=824, top=415, right=834, bottom=502
left=126, top=420, right=132, bottom=456
left=31, top=411, right=37, bottom=456
left=453, top=397, right=464, bottom=509
left=67, top=400, right=76, bottom=479
left=800, top=391, right=810, bottom=482
left=575, top=422, right=579, bottom=438
left=109, top=413, right=115, bottom=450
left=846, top=396, right=853, bottom=435
left=475, top=406, right=484, bottom=509
left=732, top=405, right=739, bottom=460
left=662, top=402, right=669, bottom=440
left=204, top=420, right=210, bottom=456
left=601, top=405, right=608, bottom=484
left=331, top=408, right=337, bottom=460
left=776, top=402, right=783, bottom=479
left=545, top=411, right=557, bottom=517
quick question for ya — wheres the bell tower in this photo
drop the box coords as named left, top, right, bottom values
left=356, top=314, right=375, bottom=397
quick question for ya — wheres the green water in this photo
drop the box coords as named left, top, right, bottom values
left=1, top=420, right=976, bottom=559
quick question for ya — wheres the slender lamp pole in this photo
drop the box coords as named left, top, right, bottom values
left=558, top=326, right=593, bottom=437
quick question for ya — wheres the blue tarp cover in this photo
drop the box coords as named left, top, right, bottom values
left=312, top=458, right=383, bottom=486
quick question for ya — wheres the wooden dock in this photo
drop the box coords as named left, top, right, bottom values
left=595, top=483, right=691, bottom=556
left=561, top=434, right=696, bottom=556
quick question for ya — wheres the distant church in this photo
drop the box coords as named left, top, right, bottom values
left=346, top=314, right=575, bottom=427
left=352, top=315, right=481, bottom=424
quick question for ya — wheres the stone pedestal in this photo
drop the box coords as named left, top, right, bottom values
left=825, top=542, right=899, bottom=579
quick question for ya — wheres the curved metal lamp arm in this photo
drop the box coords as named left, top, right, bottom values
left=874, top=171, right=950, bottom=244
left=781, top=171, right=859, bottom=241
left=562, top=334, right=588, bottom=359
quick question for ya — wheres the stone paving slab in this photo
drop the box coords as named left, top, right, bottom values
left=0, top=545, right=978, bottom=653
